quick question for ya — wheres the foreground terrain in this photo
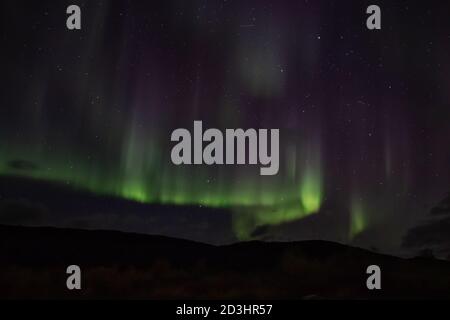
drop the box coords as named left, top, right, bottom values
left=1, top=224, right=450, bottom=299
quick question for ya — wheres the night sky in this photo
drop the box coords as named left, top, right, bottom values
left=1, top=0, right=449, bottom=256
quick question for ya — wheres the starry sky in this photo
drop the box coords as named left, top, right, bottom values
left=1, top=0, right=449, bottom=255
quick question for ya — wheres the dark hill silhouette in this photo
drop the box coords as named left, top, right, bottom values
left=1, top=224, right=450, bottom=299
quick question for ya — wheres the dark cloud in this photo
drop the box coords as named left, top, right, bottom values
left=250, top=225, right=270, bottom=238
left=403, top=194, right=450, bottom=257
left=431, top=194, right=450, bottom=215
left=7, top=160, right=38, bottom=172
left=403, top=217, right=450, bottom=248
left=0, top=200, right=46, bottom=225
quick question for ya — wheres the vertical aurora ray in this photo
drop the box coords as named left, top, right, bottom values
left=349, top=196, right=368, bottom=240
left=300, top=165, right=323, bottom=214
left=299, top=128, right=324, bottom=215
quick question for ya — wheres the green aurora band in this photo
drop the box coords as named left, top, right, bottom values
left=0, top=139, right=325, bottom=240
left=350, top=196, right=369, bottom=240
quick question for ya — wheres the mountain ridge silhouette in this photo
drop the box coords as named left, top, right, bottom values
left=1, top=224, right=450, bottom=299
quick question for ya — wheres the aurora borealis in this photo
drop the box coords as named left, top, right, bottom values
left=1, top=0, right=450, bottom=254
